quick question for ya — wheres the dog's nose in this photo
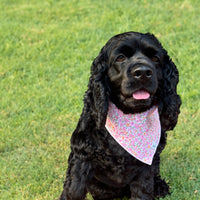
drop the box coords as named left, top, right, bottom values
left=132, top=66, right=153, bottom=81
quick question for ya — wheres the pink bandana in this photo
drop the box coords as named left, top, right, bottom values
left=105, top=102, right=161, bottom=165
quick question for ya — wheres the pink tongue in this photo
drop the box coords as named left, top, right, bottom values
left=133, top=90, right=150, bottom=100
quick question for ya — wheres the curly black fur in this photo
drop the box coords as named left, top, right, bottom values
left=59, top=32, right=181, bottom=200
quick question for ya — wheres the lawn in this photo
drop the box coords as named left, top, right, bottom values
left=0, top=0, right=199, bottom=199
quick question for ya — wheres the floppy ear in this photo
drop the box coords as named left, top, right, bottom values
left=158, top=53, right=181, bottom=131
left=70, top=47, right=110, bottom=156
left=89, top=48, right=110, bottom=128
left=77, top=46, right=110, bottom=130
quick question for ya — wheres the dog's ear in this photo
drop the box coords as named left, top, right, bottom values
left=90, top=47, right=110, bottom=128
left=158, top=53, right=181, bottom=131
left=79, top=46, right=110, bottom=130
left=70, top=47, right=110, bottom=155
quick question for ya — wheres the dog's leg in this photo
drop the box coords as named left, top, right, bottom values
left=153, top=153, right=170, bottom=198
left=59, top=153, right=92, bottom=200
left=130, top=166, right=154, bottom=200
left=154, top=175, right=170, bottom=198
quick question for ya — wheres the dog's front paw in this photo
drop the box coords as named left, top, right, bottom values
left=154, top=176, right=170, bottom=198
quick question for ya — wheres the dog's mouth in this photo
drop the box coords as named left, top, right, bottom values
left=116, top=89, right=155, bottom=113
left=132, top=90, right=150, bottom=100
left=121, top=89, right=152, bottom=102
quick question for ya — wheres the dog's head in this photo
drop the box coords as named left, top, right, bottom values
left=86, top=32, right=181, bottom=131
left=107, top=32, right=164, bottom=114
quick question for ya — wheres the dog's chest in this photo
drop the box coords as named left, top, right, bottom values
left=92, top=131, right=142, bottom=186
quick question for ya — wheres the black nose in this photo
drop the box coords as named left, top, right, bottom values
left=132, top=66, right=153, bottom=81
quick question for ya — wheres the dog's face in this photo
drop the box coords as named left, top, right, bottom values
left=107, top=32, right=164, bottom=114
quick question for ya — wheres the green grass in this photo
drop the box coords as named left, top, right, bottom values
left=0, top=0, right=199, bottom=199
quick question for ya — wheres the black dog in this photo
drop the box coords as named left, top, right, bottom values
left=59, top=32, right=181, bottom=200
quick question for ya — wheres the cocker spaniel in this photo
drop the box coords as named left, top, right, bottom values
left=59, top=32, right=181, bottom=200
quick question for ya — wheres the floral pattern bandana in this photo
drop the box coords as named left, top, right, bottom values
left=105, top=102, right=161, bottom=165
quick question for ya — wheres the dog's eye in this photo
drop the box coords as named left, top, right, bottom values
left=116, top=55, right=126, bottom=62
left=151, top=56, right=159, bottom=62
